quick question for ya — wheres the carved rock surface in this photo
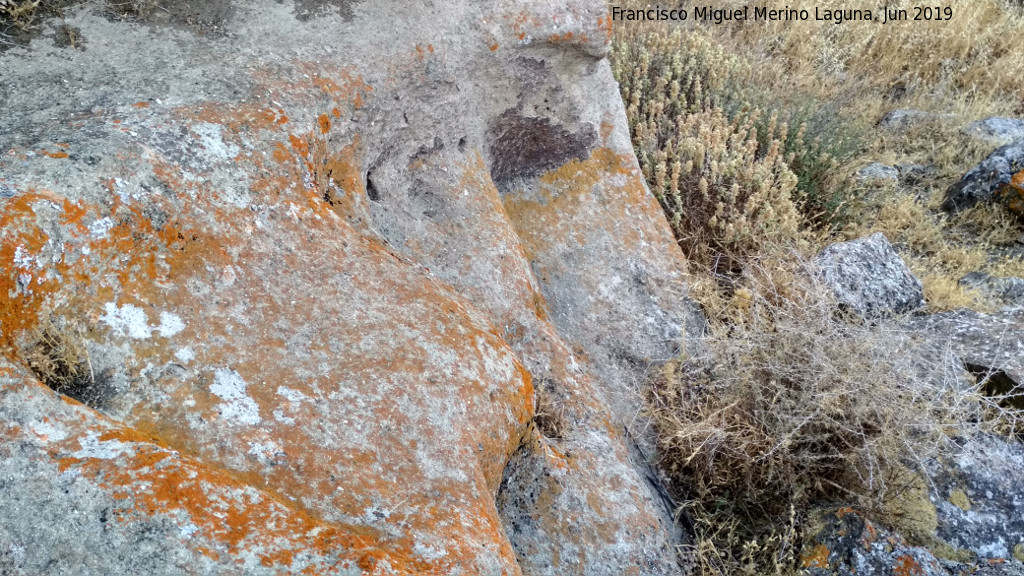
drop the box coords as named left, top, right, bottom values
left=0, top=1, right=691, bottom=574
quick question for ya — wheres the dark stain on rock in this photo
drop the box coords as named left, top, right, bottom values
left=109, top=0, right=236, bottom=37
left=54, top=23, right=85, bottom=50
left=411, top=136, right=444, bottom=162
left=291, top=0, right=361, bottom=23
left=487, top=109, right=596, bottom=193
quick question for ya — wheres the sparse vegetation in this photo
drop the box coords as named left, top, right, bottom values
left=24, top=316, right=97, bottom=405
left=650, top=262, right=980, bottom=574
left=613, top=2, right=1024, bottom=573
left=533, top=379, right=568, bottom=441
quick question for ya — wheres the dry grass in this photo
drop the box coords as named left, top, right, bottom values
left=614, top=0, right=1024, bottom=309
left=0, top=0, right=40, bottom=29
left=650, top=259, right=982, bottom=575
left=532, top=379, right=567, bottom=441
left=23, top=317, right=96, bottom=404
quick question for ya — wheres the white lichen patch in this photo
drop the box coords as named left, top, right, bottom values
left=71, top=430, right=133, bottom=460
left=13, top=245, right=38, bottom=269
left=29, top=419, right=68, bottom=443
left=413, top=539, right=449, bottom=561
left=276, top=386, right=308, bottom=403
left=88, top=217, right=115, bottom=239
left=100, top=302, right=153, bottom=339
left=191, top=122, right=241, bottom=161
left=247, top=440, right=285, bottom=466
left=178, top=522, right=200, bottom=539
left=100, top=303, right=186, bottom=339
left=210, top=368, right=261, bottom=426
left=157, top=311, right=185, bottom=337
left=175, top=347, right=195, bottom=364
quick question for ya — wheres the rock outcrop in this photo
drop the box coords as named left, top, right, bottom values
left=961, top=272, right=1024, bottom=312
left=802, top=507, right=1024, bottom=576
left=814, top=232, right=925, bottom=319
left=927, top=434, right=1024, bottom=565
left=912, top=309, right=1024, bottom=395
left=963, top=118, right=1024, bottom=147
left=801, top=508, right=948, bottom=576
left=0, top=1, right=691, bottom=574
left=943, top=140, right=1024, bottom=217
left=856, top=162, right=899, bottom=184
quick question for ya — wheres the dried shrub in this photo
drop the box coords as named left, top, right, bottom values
left=650, top=258, right=981, bottom=574
left=24, top=318, right=97, bottom=405
left=0, top=0, right=41, bottom=29
left=533, top=379, right=566, bottom=441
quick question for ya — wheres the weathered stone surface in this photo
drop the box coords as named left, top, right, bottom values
left=912, top=309, right=1024, bottom=392
left=927, top=434, right=1024, bottom=564
left=801, top=508, right=946, bottom=576
left=800, top=501, right=1024, bottom=576
left=960, top=272, right=1024, bottom=311
left=963, top=117, right=1024, bottom=147
left=896, top=162, right=936, bottom=184
left=0, top=1, right=691, bottom=574
left=814, top=233, right=925, bottom=319
left=943, top=141, right=1024, bottom=216
left=857, top=162, right=899, bottom=183
left=879, top=109, right=954, bottom=130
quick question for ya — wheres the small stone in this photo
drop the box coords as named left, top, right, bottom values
left=814, top=232, right=925, bottom=318
left=856, top=162, right=899, bottom=183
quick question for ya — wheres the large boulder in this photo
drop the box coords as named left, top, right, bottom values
left=0, top=1, right=692, bottom=574
left=814, top=233, right=925, bottom=319
left=943, top=141, right=1024, bottom=217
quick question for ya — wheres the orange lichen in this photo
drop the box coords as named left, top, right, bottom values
left=40, top=150, right=69, bottom=159
left=0, top=191, right=71, bottom=350
left=597, top=15, right=613, bottom=40
left=1, top=62, right=548, bottom=575
left=1001, top=170, right=1024, bottom=215
left=317, top=114, right=331, bottom=135
left=39, top=416, right=437, bottom=573
left=502, top=147, right=654, bottom=264
left=802, top=543, right=831, bottom=569
left=862, top=519, right=879, bottom=549
left=133, top=101, right=150, bottom=108
left=894, top=554, right=925, bottom=576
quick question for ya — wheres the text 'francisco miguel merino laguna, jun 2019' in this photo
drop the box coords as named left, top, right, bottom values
left=609, top=5, right=955, bottom=24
